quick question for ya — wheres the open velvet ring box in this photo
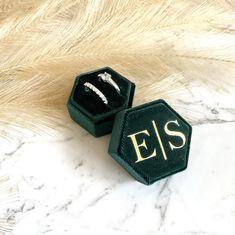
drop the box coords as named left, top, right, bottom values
left=67, top=67, right=192, bottom=185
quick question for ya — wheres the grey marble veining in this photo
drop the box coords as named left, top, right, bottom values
left=1, top=120, right=235, bottom=235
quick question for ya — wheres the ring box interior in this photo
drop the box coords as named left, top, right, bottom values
left=67, top=67, right=135, bottom=137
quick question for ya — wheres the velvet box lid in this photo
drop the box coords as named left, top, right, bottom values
left=67, top=67, right=135, bottom=137
left=108, top=99, right=192, bottom=185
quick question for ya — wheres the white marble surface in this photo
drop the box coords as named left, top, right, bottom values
left=0, top=87, right=235, bottom=235
left=1, top=118, right=235, bottom=234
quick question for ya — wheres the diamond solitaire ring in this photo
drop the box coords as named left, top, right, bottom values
left=98, top=72, right=120, bottom=94
left=84, top=82, right=108, bottom=105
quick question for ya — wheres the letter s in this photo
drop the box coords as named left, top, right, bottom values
left=164, top=120, right=186, bottom=151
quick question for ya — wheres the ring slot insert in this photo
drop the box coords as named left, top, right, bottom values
left=67, top=67, right=135, bottom=137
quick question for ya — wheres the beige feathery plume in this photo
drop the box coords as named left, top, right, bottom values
left=0, top=0, right=235, bottom=138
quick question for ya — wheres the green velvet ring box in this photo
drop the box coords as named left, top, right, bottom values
left=108, top=99, right=192, bottom=185
left=67, top=68, right=192, bottom=185
left=67, top=67, right=135, bottom=137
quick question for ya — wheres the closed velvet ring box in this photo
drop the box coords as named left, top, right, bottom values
left=67, top=67, right=192, bottom=185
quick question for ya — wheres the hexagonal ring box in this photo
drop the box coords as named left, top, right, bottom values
left=109, top=99, right=192, bottom=185
left=67, top=68, right=192, bottom=185
left=67, top=67, right=135, bottom=137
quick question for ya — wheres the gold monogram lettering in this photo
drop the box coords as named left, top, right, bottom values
left=164, top=120, right=186, bottom=150
left=128, top=119, right=187, bottom=164
left=128, top=130, right=157, bottom=163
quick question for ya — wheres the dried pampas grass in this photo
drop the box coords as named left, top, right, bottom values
left=0, top=0, right=235, bottom=138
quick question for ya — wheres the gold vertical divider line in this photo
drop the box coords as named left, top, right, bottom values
left=152, top=120, right=167, bottom=160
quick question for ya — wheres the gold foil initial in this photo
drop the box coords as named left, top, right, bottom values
left=128, top=130, right=157, bottom=163
left=164, top=120, right=186, bottom=150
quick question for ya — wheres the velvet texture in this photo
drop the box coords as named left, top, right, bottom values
left=67, top=67, right=135, bottom=137
left=109, top=100, right=192, bottom=185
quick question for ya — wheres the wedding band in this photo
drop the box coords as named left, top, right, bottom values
left=84, top=82, right=108, bottom=105
left=98, top=72, right=121, bottom=94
